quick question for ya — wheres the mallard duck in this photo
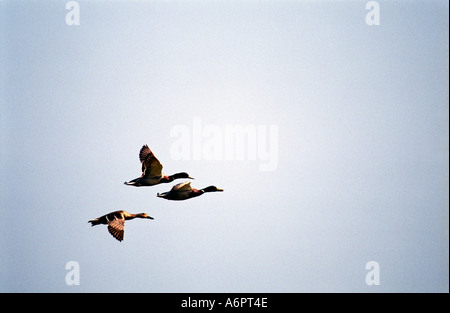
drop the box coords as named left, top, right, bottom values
left=157, top=181, right=224, bottom=201
left=88, top=210, right=154, bottom=242
left=124, top=145, right=193, bottom=187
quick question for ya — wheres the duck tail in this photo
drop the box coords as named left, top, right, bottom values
left=88, top=219, right=101, bottom=226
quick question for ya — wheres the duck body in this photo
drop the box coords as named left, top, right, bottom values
left=124, top=173, right=190, bottom=187
left=157, top=181, right=223, bottom=201
left=88, top=210, right=154, bottom=241
left=124, top=145, right=193, bottom=187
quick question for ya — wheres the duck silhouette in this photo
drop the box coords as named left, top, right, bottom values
left=88, top=210, right=154, bottom=241
left=124, top=145, right=193, bottom=187
left=157, top=181, right=223, bottom=201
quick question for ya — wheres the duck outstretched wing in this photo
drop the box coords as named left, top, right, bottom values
left=139, top=145, right=163, bottom=177
left=108, top=219, right=125, bottom=242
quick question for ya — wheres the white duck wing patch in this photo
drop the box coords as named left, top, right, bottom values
left=171, top=181, right=192, bottom=192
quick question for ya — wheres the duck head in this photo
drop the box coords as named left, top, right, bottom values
left=138, top=213, right=154, bottom=219
left=201, top=186, right=224, bottom=193
left=171, top=172, right=194, bottom=180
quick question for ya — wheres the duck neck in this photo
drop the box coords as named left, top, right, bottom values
left=134, top=213, right=147, bottom=219
left=123, top=212, right=137, bottom=220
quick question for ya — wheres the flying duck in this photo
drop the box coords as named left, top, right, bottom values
left=88, top=210, right=154, bottom=242
left=157, top=181, right=223, bottom=201
left=124, top=144, right=193, bottom=187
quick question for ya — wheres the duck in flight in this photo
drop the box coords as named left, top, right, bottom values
left=88, top=210, right=154, bottom=242
left=124, top=144, right=193, bottom=187
left=157, top=181, right=223, bottom=201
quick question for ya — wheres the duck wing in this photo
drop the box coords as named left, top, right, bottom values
left=171, top=181, right=193, bottom=192
left=107, top=218, right=125, bottom=242
left=139, top=145, right=163, bottom=178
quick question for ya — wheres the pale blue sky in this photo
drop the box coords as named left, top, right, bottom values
left=0, top=0, right=448, bottom=292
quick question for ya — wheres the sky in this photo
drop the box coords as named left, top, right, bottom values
left=0, top=0, right=448, bottom=293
